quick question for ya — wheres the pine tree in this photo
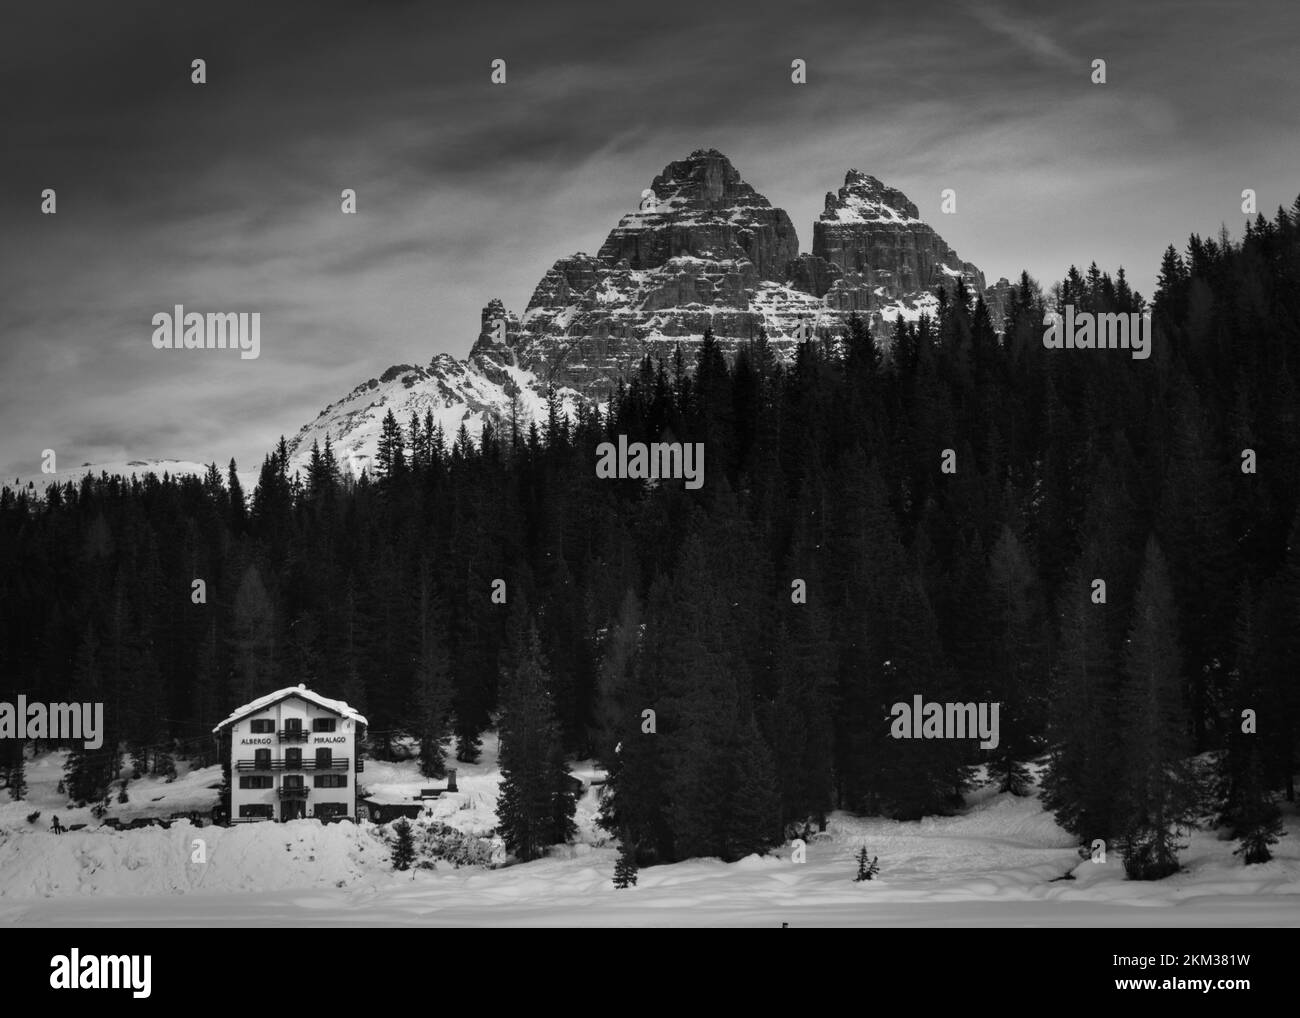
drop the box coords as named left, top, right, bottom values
left=613, top=834, right=639, bottom=888
left=64, top=625, right=117, bottom=805
left=987, top=526, right=1047, bottom=795
left=228, top=564, right=276, bottom=705
left=227, top=458, right=246, bottom=532
left=879, top=573, right=970, bottom=818
left=597, top=579, right=673, bottom=865
left=1116, top=537, right=1193, bottom=880
left=391, top=818, right=416, bottom=871
left=1232, top=746, right=1284, bottom=864
left=854, top=845, right=879, bottom=881
left=496, top=623, right=575, bottom=861
left=414, top=567, right=453, bottom=778
left=376, top=409, right=406, bottom=482
left=722, top=714, right=782, bottom=861
left=1043, top=567, right=1121, bottom=841
left=593, top=588, right=641, bottom=767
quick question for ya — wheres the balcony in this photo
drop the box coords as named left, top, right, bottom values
left=236, top=758, right=350, bottom=772
left=278, top=786, right=310, bottom=799
left=278, top=728, right=311, bottom=743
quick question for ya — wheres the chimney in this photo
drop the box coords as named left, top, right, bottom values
left=446, top=768, right=458, bottom=793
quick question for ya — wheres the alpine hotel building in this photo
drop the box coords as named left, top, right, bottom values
left=214, top=685, right=367, bottom=822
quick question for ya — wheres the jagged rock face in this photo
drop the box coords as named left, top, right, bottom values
left=293, top=151, right=1010, bottom=471
left=595, top=149, right=799, bottom=279
left=494, top=151, right=873, bottom=397
left=498, top=254, right=821, bottom=394
left=785, top=254, right=843, bottom=299
left=814, top=170, right=986, bottom=305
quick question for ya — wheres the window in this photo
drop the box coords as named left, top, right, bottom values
left=283, top=775, right=304, bottom=790
left=314, top=774, right=347, bottom=789
left=250, top=719, right=274, bottom=733
left=285, top=748, right=302, bottom=770
left=312, top=718, right=336, bottom=732
left=315, top=748, right=332, bottom=769
left=315, top=803, right=347, bottom=819
left=253, top=749, right=271, bottom=769
left=239, top=804, right=273, bottom=818
left=239, top=775, right=273, bottom=789
left=284, top=717, right=302, bottom=732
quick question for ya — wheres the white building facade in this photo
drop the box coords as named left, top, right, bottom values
left=213, top=685, right=367, bottom=822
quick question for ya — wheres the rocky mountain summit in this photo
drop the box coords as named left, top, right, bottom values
left=285, top=150, right=1007, bottom=476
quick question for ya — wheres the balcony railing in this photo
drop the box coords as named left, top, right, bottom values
left=237, top=758, right=350, bottom=772
left=278, top=786, right=310, bottom=799
left=278, top=729, right=311, bottom=743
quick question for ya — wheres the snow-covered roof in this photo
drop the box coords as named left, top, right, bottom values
left=213, top=684, right=368, bottom=733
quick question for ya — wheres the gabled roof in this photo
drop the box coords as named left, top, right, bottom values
left=213, top=684, right=368, bottom=733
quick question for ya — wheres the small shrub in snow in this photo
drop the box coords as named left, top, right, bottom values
left=417, top=820, right=500, bottom=868
left=854, top=846, right=880, bottom=881
left=26, top=810, right=41, bottom=824
left=613, top=837, right=638, bottom=888
left=391, top=818, right=416, bottom=871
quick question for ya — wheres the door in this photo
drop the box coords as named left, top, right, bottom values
left=281, top=798, right=306, bottom=821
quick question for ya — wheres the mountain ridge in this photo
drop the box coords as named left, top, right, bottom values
left=6, top=151, right=1008, bottom=488
left=285, top=150, right=1006, bottom=478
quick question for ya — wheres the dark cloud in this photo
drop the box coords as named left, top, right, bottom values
left=2, top=0, right=1298, bottom=476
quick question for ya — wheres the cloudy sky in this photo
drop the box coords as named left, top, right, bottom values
left=2, top=0, right=1298, bottom=480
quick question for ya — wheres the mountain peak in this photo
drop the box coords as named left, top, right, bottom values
left=821, top=170, right=922, bottom=226
left=283, top=151, right=1004, bottom=480
left=595, top=150, right=798, bottom=276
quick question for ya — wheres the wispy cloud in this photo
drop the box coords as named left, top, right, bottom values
left=962, top=1, right=1075, bottom=68
left=2, top=0, right=1298, bottom=478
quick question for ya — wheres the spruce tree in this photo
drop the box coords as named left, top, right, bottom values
left=854, top=846, right=879, bottom=881
left=722, top=714, right=782, bottom=861
left=414, top=567, right=453, bottom=778
left=1116, top=538, right=1193, bottom=880
left=878, top=573, right=970, bottom=819
left=65, top=625, right=116, bottom=805
left=228, top=564, right=277, bottom=705
left=496, top=623, right=575, bottom=862
left=376, top=409, right=406, bottom=482
left=391, top=818, right=416, bottom=871
left=987, top=526, right=1047, bottom=796
left=613, top=834, right=639, bottom=888
left=1232, top=747, right=1284, bottom=864
left=597, top=578, right=672, bottom=864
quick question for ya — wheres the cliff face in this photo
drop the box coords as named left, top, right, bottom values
left=471, top=152, right=1005, bottom=401
left=288, top=150, right=1009, bottom=475
left=595, top=149, right=800, bottom=278
left=814, top=170, right=984, bottom=289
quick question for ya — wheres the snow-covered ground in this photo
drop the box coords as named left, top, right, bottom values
left=2, top=743, right=1298, bottom=927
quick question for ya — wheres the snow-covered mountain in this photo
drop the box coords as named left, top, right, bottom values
left=286, top=149, right=1007, bottom=477
left=7, top=150, right=1008, bottom=490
